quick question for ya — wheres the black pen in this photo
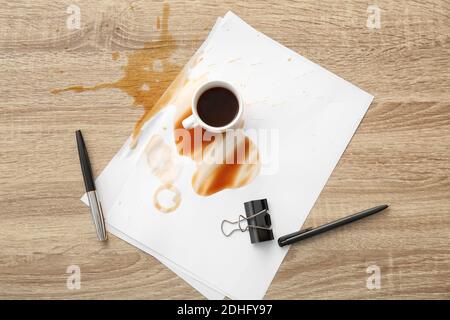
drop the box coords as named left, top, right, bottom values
left=278, top=204, right=388, bottom=247
left=76, top=130, right=107, bottom=241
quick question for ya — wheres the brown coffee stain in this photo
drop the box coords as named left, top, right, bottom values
left=190, top=131, right=260, bottom=196
left=111, top=52, right=120, bottom=61
left=153, top=183, right=181, bottom=213
left=52, top=3, right=178, bottom=147
left=145, top=134, right=181, bottom=213
left=52, top=2, right=261, bottom=197
left=145, top=134, right=181, bottom=183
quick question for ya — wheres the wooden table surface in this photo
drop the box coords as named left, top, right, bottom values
left=1, top=0, right=449, bottom=299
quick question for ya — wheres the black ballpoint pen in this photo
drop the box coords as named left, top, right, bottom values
left=76, top=130, right=107, bottom=241
left=278, top=204, right=388, bottom=247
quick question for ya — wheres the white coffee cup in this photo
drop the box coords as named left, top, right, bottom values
left=181, top=80, right=243, bottom=133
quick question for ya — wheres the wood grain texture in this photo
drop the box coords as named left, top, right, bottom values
left=0, top=0, right=449, bottom=299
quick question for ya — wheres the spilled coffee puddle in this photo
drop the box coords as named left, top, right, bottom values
left=172, top=118, right=260, bottom=197
left=53, top=3, right=260, bottom=208
left=52, top=3, right=177, bottom=144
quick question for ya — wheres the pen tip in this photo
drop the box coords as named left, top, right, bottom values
left=76, top=130, right=83, bottom=141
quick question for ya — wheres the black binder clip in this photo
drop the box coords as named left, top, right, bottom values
left=221, top=199, right=274, bottom=244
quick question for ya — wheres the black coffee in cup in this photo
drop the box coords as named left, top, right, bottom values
left=196, top=87, right=239, bottom=128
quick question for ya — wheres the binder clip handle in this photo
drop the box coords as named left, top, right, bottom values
left=221, top=210, right=270, bottom=237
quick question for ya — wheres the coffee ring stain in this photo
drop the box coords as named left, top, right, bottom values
left=153, top=183, right=181, bottom=213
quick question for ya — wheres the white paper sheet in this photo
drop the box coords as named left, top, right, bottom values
left=98, top=12, right=373, bottom=299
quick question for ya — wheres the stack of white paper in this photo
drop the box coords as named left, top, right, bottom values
left=82, top=12, right=373, bottom=299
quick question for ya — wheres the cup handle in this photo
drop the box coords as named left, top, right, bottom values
left=181, top=114, right=197, bottom=129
